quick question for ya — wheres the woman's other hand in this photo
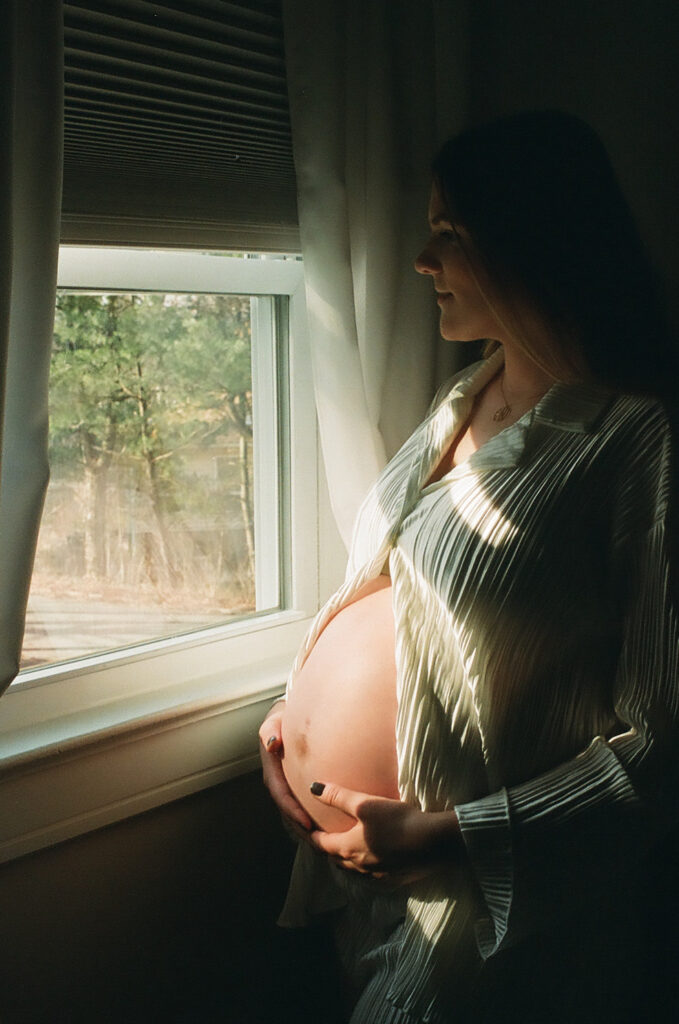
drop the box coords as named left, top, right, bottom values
left=258, top=699, right=314, bottom=839
left=307, top=781, right=465, bottom=882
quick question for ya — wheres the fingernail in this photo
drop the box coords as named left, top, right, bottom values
left=266, top=735, right=277, bottom=747
left=310, top=781, right=325, bottom=796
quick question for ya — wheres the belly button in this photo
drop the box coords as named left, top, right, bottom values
left=295, top=733, right=309, bottom=759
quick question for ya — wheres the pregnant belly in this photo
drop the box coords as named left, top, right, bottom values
left=281, top=575, right=399, bottom=833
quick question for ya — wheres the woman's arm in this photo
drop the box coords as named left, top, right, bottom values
left=454, top=422, right=679, bottom=958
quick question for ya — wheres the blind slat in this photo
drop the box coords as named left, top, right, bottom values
left=64, top=145, right=293, bottom=179
left=64, top=14, right=286, bottom=74
left=63, top=125, right=292, bottom=157
left=65, top=70, right=290, bottom=122
left=64, top=109, right=294, bottom=149
left=64, top=0, right=284, bottom=54
left=64, top=90, right=292, bottom=136
left=64, top=39, right=286, bottom=93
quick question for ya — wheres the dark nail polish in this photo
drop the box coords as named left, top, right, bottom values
left=310, top=781, right=325, bottom=796
left=266, top=735, right=277, bottom=747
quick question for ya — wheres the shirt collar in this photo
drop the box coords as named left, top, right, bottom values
left=447, top=347, right=612, bottom=434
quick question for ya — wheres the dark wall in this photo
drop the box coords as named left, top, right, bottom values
left=468, top=0, right=679, bottom=330
left=0, top=772, right=342, bottom=1024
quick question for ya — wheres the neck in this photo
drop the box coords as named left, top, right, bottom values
left=500, top=343, right=554, bottom=402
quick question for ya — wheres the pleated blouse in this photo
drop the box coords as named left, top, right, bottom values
left=279, top=348, right=679, bottom=1022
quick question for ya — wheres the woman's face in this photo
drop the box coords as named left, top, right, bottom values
left=415, top=184, right=502, bottom=343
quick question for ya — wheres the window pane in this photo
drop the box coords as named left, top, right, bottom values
left=22, top=289, right=279, bottom=670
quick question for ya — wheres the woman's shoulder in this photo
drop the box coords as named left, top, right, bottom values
left=599, top=390, right=675, bottom=533
left=602, top=389, right=672, bottom=449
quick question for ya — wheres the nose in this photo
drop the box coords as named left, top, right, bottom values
left=414, top=240, right=440, bottom=275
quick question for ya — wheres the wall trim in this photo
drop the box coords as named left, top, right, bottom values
left=0, top=689, right=281, bottom=865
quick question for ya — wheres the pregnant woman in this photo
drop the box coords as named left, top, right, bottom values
left=259, top=111, right=679, bottom=1023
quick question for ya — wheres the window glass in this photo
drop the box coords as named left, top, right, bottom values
left=22, top=285, right=280, bottom=670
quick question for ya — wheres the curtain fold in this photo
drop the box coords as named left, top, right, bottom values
left=282, top=0, right=469, bottom=545
left=0, top=0, right=63, bottom=695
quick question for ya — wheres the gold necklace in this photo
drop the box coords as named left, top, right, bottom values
left=492, top=374, right=512, bottom=422
left=492, top=373, right=547, bottom=422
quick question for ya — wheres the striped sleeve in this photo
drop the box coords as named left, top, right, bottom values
left=456, top=410, right=679, bottom=958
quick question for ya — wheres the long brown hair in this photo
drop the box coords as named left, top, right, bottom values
left=432, top=110, right=677, bottom=400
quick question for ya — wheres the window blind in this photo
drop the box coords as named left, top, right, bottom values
left=61, top=0, right=299, bottom=251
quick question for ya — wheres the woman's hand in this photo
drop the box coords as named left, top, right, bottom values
left=258, top=700, right=314, bottom=839
left=307, top=781, right=465, bottom=883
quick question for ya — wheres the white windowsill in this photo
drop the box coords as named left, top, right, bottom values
left=0, top=621, right=311, bottom=864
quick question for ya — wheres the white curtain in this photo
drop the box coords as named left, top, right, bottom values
left=0, top=1, right=63, bottom=695
left=282, top=0, right=469, bottom=545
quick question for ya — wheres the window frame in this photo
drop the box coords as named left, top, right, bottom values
left=0, top=247, right=323, bottom=864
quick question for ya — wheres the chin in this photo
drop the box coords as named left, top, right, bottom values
left=440, top=327, right=484, bottom=343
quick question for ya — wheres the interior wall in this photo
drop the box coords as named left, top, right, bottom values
left=0, top=772, right=342, bottom=1024
left=468, top=0, right=679, bottom=330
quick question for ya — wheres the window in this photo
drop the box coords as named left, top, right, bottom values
left=13, top=245, right=318, bottom=697
left=23, top=258, right=284, bottom=670
left=0, top=247, right=327, bottom=863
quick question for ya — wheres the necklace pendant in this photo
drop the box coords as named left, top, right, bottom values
left=493, top=404, right=511, bottom=422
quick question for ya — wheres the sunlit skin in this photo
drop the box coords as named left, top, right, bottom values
left=260, top=703, right=464, bottom=881
left=258, top=184, right=555, bottom=880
